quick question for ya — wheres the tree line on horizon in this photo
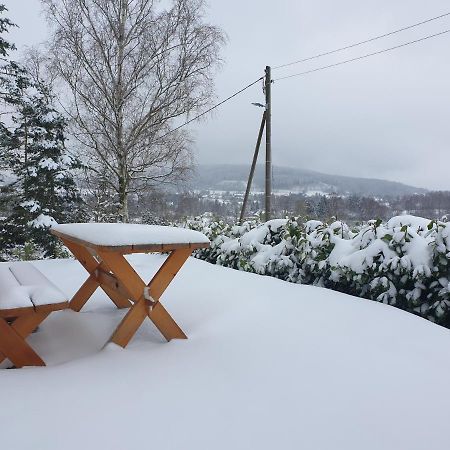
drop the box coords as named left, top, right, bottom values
left=115, top=189, right=450, bottom=225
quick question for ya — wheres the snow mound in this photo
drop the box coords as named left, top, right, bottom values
left=1, top=255, right=450, bottom=450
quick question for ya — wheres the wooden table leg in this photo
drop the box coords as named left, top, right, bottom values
left=70, top=274, right=99, bottom=312
left=97, top=249, right=191, bottom=346
left=147, top=249, right=192, bottom=300
left=62, top=238, right=132, bottom=311
left=109, top=299, right=148, bottom=348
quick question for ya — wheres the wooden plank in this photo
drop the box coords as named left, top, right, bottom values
left=0, top=306, right=36, bottom=318
left=62, top=238, right=131, bottom=310
left=100, top=285, right=132, bottom=310
left=0, top=302, right=66, bottom=319
left=34, top=302, right=69, bottom=314
left=61, top=238, right=101, bottom=273
left=0, top=317, right=45, bottom=367
left=11, top=311, right=50, bottom=337
left=97, top=242, right=210, bottom=254
left=70, top=275, right=99, bottom=312
left=51, top=230, right=99, bottom=252
left=96, top=269, right=133, bottom=302
left=148, top=302, right=187, bottom=341
left=147, top=248, right=192, bottom=300
left=97, top=250, right=188, bottom=343
left=91, top=258, right=132, bottom=309
left=96, top=251, right=144, bottom=302
left=109, top=299, right=148, bottom=348
left=0, top=312, right=50, bottom=365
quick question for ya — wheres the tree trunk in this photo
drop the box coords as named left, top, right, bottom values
left=118, top=171, right=128, bottom=222
left=116, top=0, right=127, bottom=223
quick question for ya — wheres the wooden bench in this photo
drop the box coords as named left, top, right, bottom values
left=0, top=262, right=68, bottom=368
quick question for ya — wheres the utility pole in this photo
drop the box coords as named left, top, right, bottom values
left=264, top=66, right=272, bottom=221
left=239, top=111, right=266, bottom=223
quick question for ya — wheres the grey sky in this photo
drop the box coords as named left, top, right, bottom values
left=3, top=0, right=450, bottom=190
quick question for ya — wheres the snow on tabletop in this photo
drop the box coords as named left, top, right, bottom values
left=2, top=255, right=450, bottom=450
left=52, top=222, right=209, bottom=246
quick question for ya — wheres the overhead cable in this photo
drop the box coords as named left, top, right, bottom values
left=273, top=12, right=450, bottom=70
left=274, top=29, right=450, bottom=81
left=159, top=76, right=264, bottom=139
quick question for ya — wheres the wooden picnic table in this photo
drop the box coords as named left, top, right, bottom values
left=51, top=223, right=209, bottom=347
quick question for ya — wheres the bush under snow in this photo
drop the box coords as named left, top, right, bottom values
left=185, top=215, right=450, bottom=326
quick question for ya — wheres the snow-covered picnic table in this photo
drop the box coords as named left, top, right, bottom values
left=51, top=223, right=210, bottom=347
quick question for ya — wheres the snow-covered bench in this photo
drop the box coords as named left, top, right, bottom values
left=0, top=262, right=68, bottom=368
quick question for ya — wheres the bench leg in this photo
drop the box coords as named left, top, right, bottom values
left=11, top=311, right=50, bottom=337
left=0, top=316, right=47, bottom=368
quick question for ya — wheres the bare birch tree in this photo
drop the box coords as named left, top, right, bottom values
left=41, top=0, right=225, bottom=220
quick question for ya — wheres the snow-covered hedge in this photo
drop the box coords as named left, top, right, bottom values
left=185, top=215, right=450, bottom=326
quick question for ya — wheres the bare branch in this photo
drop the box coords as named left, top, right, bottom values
left=42, top=0, right=225, bottom=221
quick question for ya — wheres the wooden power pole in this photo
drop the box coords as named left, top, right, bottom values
left=264, top=66, right=272, bottom=221
left=239, top=66, right=272, bottom=223
left=239, top=111, right=266, bottom=223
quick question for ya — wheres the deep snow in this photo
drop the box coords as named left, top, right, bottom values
left=1, top=254, right=450, bottom=450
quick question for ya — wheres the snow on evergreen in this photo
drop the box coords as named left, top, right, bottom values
left=186, top=214, right=450, bottom=325
left=0, top=68, right=83, bottom=258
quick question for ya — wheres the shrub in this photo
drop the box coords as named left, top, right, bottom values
left=185, top=214, right=450, bottom=327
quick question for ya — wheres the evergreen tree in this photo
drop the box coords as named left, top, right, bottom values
left=0, top=75, right=83, bottom=257
left=0, top=4, right=16, bottom=171
left=0, top=5, right=83, bottom=259
left=0, top=4, right=15, bottom=59
left=316, top=196, right=330, bottom=220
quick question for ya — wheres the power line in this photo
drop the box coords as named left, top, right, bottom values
left=273, top=29, right=450, bottom=81
left=158, top=18, right=450, bottom=137
left=159, top=76, right=264, bottom=139
left=273, top=12, right=450, bottom=70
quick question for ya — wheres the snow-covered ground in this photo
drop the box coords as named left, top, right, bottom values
left=1, top=254, right=450, bottom=450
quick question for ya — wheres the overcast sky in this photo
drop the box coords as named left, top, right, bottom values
left=3, top=0, right=450, bottom=189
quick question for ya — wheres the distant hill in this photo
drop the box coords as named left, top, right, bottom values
left=190, top=164, right=427, bottom=197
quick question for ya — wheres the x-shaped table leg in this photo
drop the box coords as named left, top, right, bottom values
left=96, top=248, right=192, bottom=347
left=61, top=239, right=132, bottom=311
left=0, top=312, right=50, bottom=367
